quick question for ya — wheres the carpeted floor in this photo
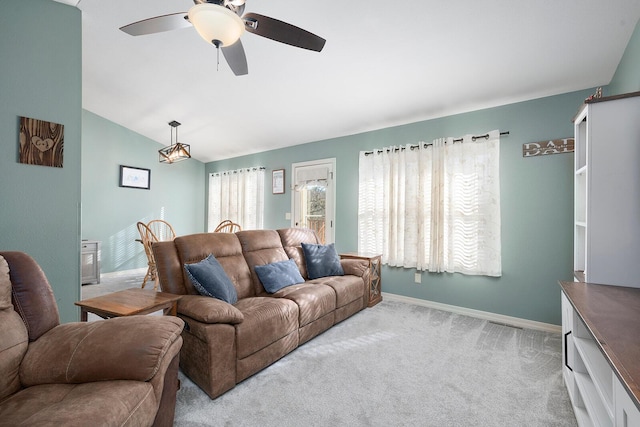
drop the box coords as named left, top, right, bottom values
left=80, top=268, right=147, bottom=300
left=173, top=300, right=577, bottom=427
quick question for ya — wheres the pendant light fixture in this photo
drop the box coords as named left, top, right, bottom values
left=159, top=120, right=191, bottom=164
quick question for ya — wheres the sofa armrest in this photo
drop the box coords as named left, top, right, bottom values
left=20, top=315, right=184, bottom=386
left=340, top=258, right=368, bottom=277
left=178, top=294, right=244, bottom=324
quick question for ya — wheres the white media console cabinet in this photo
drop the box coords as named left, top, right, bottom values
left=560, top=281, right=640, bottom=427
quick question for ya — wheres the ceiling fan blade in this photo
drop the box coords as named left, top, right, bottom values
left=222, top=40, right=249, bottom=76
left=242, top=13, right=326, bottom=52
left=120, top=12, right=191, bottom=36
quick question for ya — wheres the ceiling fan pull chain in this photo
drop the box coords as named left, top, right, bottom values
left=213, top=39, right=221, bottom=72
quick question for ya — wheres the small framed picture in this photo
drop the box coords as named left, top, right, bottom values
left=272, top=169, right=285, bottom=194
left=119, top=165, right=151, bottom=190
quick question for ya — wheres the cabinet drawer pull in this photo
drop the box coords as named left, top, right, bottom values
left=564, top=331, right=573, bottom=371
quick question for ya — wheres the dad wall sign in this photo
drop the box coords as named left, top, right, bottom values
left=522, top=138, right=574, bottom=157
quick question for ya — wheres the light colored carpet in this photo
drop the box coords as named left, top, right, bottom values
left=174, top=300, right=577, bottom=427
left=80, top=268, right=147, bottom=300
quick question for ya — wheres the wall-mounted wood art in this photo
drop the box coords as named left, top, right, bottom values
left=523, top=138, right=574, bottom=157
left=18, top=116, right=64, bottom=167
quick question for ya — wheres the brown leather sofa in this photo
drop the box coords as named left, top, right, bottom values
left=153, top=228, right=369, bottom=399
left=0, top=251, right=184, bottom=427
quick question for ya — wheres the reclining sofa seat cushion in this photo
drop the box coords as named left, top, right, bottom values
left=277, top=228, right=368, bottom=317
left=166, top=232, right=300, bottom=383
left=236, top=230, right=337, bottom=336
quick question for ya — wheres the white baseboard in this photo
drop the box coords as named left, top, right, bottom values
left=381, top=292, right=561, bottom=334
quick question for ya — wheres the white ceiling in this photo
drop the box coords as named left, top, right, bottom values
left=63, top=0, right=640, bottom=162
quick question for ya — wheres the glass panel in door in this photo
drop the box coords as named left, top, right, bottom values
left=292, top=159, right=335, bottom=244
left=298, top=181, right=327, bottom=244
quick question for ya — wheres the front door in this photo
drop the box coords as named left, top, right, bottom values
left=291, top=158, right=335, bottom=244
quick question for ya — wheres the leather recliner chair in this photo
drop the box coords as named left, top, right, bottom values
left=0, top=251, right=184, bottom=426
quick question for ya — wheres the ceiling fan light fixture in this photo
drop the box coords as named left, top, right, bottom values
left=188, top=3, right=245, bottom=47
left=159, top=121, right=191, bottom=164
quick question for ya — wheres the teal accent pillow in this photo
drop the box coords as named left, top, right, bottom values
left=184, top=254, right=238, bottom=304
left=301, top=242, right=345, bottom=279
left=255, top=259, right=305, bottom=293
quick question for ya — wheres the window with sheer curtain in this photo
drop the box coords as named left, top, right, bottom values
left=208, top=168, right=265, bottom=231
left=358, top=130, right=501, bottom=277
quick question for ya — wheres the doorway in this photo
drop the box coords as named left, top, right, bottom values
left=291, top=158, right=336, bottom=244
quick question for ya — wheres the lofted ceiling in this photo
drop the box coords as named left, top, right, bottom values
left=58, top=0, right=640, bottom=162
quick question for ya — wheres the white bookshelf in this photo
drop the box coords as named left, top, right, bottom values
left=573, top=93, right=640, bottom=287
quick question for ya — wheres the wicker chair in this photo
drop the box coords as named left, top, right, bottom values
left=137, top=220, right=176, bottom=290
left=213, top=220, right=242, bottom=233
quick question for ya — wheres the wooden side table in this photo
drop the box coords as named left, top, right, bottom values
left=340, top=252, right=382, bottom=307
left=75, top=288, right=181, bottom=321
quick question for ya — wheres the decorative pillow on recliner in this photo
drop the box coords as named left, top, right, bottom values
left=301, top=242, right=345, bottom=280
left=254, top=259, right=305, bottom=293
left=184, top=254, right=238, bottom=304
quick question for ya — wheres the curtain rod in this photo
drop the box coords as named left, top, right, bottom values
left=364, top=131, right=509, bottom=156
left=210, top=166, right=265, bottom=176
left=452, top=131, right=509, bottom=143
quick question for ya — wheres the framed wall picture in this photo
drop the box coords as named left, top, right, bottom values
left=119, top=165, right=150, bottom=189
left=272, top=169, right=285, bottom=194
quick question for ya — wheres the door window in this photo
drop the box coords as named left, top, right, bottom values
left=291, top=159, right=336, bottom=244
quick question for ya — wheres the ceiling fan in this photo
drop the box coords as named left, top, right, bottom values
left=120, top=0, right=326, bottom=76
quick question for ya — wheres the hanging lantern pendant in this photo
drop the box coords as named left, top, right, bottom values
left=159, top=120, right=191, bottom=164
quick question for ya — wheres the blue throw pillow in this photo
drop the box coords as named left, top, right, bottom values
left=301, top=242, right=345, bottom=280
left=184, top=254, right=238, bottom=304
left=255, top=259, right=305, bottom=293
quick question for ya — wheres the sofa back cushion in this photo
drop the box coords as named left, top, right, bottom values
left=0, top=255, right=29, bottom=401
left=1, top=251, right=59, bottom=341
left=236, top=230, right=290, bottom=296
left=152, top=240, right=187, bottom=295
left=173, top=233, right=254, bottom=299
left=277, top=228, right=321, bottom=280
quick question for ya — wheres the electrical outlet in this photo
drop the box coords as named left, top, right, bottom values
left=414, top=272, right=421, bottom=284
left=285, top=212, right=291, bottom=220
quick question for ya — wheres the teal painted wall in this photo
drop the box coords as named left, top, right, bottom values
left=608, top=18, right=640, bottom=95
left=81, top=110, right=206, bottom=273
left=206, top=89, right=595, bottom=325
left=3, top=3, right=637, bottom=326
left=0, top=0, right=82, bottom=322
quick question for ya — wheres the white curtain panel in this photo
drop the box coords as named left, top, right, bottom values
left=358, top=130, right=501, bottom=277
left=358, top=148, right=386, bottom=260
left=208, top=168, right=265, bottom=231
